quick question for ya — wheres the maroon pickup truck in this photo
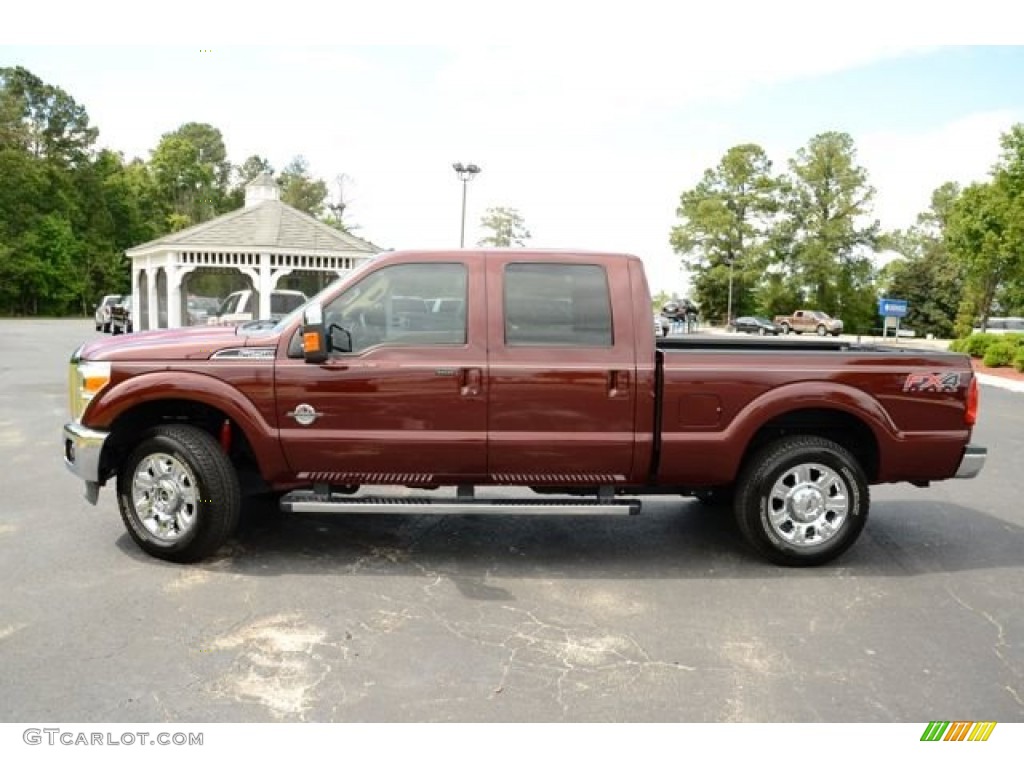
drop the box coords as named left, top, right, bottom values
left=63, top=249, right=986, bottom=566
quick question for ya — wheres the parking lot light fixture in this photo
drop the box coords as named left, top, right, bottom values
left=452, top=162, right=482, bottom=247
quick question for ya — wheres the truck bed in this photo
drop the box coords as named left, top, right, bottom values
left=653, top=336, right=974, bottom=487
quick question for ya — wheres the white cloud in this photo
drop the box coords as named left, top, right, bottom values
left=860, top=109, right=1024, bottom=232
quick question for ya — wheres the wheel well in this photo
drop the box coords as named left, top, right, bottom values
left=743, top=408, right=879, bottom=482
left=100, top=399, right=266, bottom=493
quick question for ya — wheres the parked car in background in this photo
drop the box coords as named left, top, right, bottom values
left=109, top=296, right=132, bottom=335
left=654, top=313, right=671, bottom=337
left=730, top=316, right=781, bottom=336
left=207, top=289, right=308, bottom=326
left=973, top=317, right=1024, bottom=334
left=186, top=296, right=222, bottom=326
left=93, top=294, right=122, bottom=332
left=774, top=310, right=844, bottom=336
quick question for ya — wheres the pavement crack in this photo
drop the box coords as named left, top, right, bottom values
left=946, top=586, right=1022, bottom=705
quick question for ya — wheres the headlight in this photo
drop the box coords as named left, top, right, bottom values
left=68, top=358, right=112, bottom=422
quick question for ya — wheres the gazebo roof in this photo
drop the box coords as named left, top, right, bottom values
left=127, top=198, right=380, bottom=255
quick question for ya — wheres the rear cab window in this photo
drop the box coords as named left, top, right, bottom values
left=503, top=263, right=613, bottom=347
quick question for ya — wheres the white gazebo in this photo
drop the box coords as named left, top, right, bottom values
left=125, top=173, right=381, bottom=330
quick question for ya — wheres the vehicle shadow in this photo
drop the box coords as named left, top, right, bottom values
left=115, top=496, right=1024, bottom=589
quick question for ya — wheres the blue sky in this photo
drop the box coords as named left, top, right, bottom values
left=4, top=7, right=1024, bottom=294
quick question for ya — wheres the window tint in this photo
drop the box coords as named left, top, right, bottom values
left=323, top=263, right=467, bottom=354
left=504, top=263, right=612, bottom=346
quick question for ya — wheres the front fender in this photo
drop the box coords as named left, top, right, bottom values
left=82, top=370, right=291, bottom=484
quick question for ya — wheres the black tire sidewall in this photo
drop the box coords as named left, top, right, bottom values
left=116, top=426, right=238, bottom=562
left=737, top=438, right=868, bottom=566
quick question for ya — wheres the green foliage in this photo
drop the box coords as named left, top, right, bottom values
left=1015, top=347, right=1024, bottom=373
left=781, top=132, right=881, bottom=333
left=983, top=341, right=1016, bottom=367
left=964, top=333, right=998, bottom=358
left=880, top=184, right=965, bottom=338
left=0, top=66, right=356, bottom=316
left=948, top=337, right=968, bottom=353
left=478, top=207, right=531, bottom=247
left=670, top=144, right=779, bottom=323
left=278, top=156, right=328, bottom=217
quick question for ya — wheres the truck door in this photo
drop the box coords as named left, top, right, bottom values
left=274, top=258, right=488, bottom=483
left=484, top=255, right=638, bottom=484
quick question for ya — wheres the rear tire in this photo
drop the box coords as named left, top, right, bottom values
left=117, top=425, right=240, bottom=563
left=733, top=436, right=868, bottom=566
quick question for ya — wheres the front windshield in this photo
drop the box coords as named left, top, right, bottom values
left=250, top=259, right=380, bottom=335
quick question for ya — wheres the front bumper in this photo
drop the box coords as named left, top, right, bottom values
left=62, top=422, right=110, bottom=504
left=954, top=444, right=987, bottom=479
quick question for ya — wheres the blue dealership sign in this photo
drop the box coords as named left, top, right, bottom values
left=878, top=298, right=908, bottom=318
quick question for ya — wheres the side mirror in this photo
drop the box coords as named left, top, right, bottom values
left=302, top=302, right=329, bottom=364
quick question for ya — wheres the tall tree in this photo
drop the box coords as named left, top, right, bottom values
left=150, top=133, right=215, bottom=229
left=478, top=206, right=531, bottom=246
left=278, top=156, right=328, bottom=217
left=946, top=181, right=1016, bottom=332
left=0, top=66, right=97, bottom=164
left=881, top=182, right=964, bottom=338
left=783, top=131, right=881, bottom=332
left=670, top=144, right=779, bottom=323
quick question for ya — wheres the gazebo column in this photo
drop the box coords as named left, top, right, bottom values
left=131, top=263, right=143, bottom=321
left=237, top=262, right=267, bottom=319
left=147, top=267, right=159, bottom=331
left=168, top=264, right=198, bottom=327
left=269, top=267, right=295, bottom=296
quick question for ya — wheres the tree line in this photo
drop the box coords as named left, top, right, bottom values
left=3, top=64, right=1022, bottom=335
left=0, top=66, right=348, bottom=316
left=670, top=127, right=1024, bottom=336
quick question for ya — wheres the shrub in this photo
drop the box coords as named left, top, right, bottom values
left=983, top=342, right=1016, bottom=367
left=965, top=333, right=998, bottom=358
left=1015, top=347, right=1024, bottom=373
left=948, top=337, right=969, bottom=353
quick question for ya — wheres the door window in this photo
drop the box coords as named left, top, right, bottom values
left=323, top=263, right=468, bottom=354
left=504, top=263, right=612, bottom=346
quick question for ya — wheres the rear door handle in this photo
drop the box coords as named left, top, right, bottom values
left=459, top=367, right=483, bottom=397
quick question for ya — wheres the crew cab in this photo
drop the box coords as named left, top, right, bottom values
left=207, top=289, right=308, bottom=326
left=109, top=295, right=133, bottom=335
left=62, top=249, right=985, bottom=566
left=775, top=310, right=844, bottom=336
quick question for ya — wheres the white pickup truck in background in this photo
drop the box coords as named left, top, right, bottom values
left=207, top=289, right=308, bottom=326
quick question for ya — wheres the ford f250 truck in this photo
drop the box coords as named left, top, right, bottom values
left=774, top=310, right=844, bottom=336
left=63, top=249, right=986, bottom=566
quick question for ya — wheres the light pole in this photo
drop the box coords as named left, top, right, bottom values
left=452, top=162, right=481, bottom=247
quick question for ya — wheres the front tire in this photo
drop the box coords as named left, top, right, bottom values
left=733, top=436, right=868, bottom=566
left=781, top=324, right=791, bottom=335
left=816, top=324, right=827, bottom=336
left=117, top=425, right=240, bottom=563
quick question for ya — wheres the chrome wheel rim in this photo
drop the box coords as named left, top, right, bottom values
left=131, top=453, right=199, bottom=542
left=767, top=462, right=849, bottom=547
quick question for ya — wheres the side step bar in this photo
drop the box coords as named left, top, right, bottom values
left=280, top=494, right=641, bottom=516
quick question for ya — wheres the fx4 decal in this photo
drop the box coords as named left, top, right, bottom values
left=904, top=371, right=962, bottom=393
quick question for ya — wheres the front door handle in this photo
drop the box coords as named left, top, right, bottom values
left=459, top=367, right=483, bottom=397
left=608, top=370, right=630, bottom=398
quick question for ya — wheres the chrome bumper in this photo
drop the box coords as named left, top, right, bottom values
left=62, top=422, right=110, bottom=504
left=955, top=444, right=987, bottom=479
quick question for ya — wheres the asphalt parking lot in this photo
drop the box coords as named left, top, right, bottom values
left=1, top=318, right=1022, bottom=722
